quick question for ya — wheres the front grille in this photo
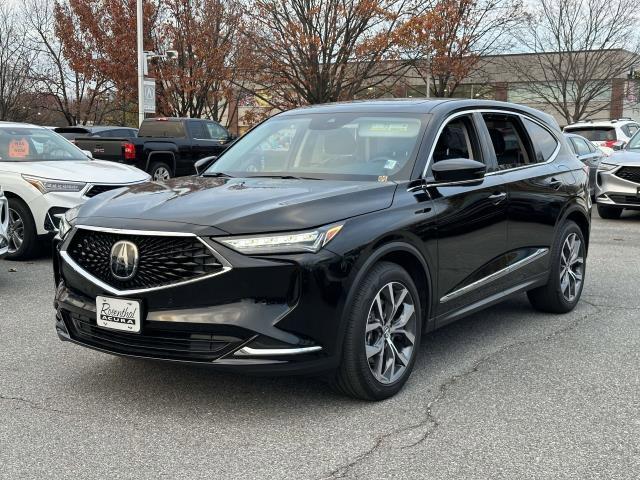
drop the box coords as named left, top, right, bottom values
left=85, top=184, right=125, bottom=198
left=67, top=229, right=226, bottom=291
left=608, top=194, right=640, bottom=205
left=614, top=167, right=640, bottom=184
left=64, top=311, right=243, bottom=361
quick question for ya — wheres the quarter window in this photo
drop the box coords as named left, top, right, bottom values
left=570, top=137, right=590, bottom=156
left=523, top=118, right=558, bottom=162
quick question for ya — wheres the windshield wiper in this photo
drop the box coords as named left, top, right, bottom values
left=202, top=172, right=234, bottom=178
left=245, top=174, right=321, bottom=180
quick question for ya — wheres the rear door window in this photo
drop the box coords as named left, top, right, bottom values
left=481, top=113, right=532, bottom=170
left=188, top=121, right=209, bottom=140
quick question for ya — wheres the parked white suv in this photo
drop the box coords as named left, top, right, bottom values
left=0, top=188, right=8, bottom=258
left=563, top=118, right=640, bottom=155
left=0, top=122, right=150, bottom=259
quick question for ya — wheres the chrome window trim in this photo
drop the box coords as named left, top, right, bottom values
left=440, top=248, right=549, bottom=303
left=60, top=225, right=232, bottom=296
left=421, top=108, right=562, bottom=180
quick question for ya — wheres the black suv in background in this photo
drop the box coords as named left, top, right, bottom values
left=54, top=100, right=590, bottom=400
left=74, top=117, right=235, bottom=180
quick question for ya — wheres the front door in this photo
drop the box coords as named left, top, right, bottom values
left=425, top=113, right=510, bottom=322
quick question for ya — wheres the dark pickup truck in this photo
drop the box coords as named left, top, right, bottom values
left=75, top=117, right=235, bottom=180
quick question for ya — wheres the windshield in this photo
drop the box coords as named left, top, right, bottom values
left=205, top=113, right=427, bottom=181
left=626, top=130, right=640, bottom=150
left=0, top=126, right=88, bottom=162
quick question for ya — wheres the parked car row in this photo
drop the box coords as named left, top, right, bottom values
left=0, top=122, right=149, bottom=259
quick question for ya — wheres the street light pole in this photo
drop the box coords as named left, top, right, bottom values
left=136, top=0, right=145, bottom=126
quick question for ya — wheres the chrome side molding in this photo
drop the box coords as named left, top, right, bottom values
left=233, top=345, right=322, bottom=356
left=440, top=248, right=549, bottom=303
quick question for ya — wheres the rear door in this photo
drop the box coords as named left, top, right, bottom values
left=426, top=112, right=510, bottom=322
left=482, top=112, right=571, bottom=284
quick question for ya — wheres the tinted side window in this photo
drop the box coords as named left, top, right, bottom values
left=432, top=115, right=481, bottom=164
left=482, top=113, right=531, bottom=170
left=206, top=122, right=228, bottom=140
left=570, top=137, right=590, bottom=156
left=189, top=121, right=209, bottom=139
left=621, top=123, right=639, bottom=137
left=523, top=118, right=558, bottom=162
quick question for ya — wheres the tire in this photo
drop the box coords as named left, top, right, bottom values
left=149, top=161, right=173, bottom=181
left=597, top=204, right=622, bottom=219
left=5, top=197, right=39, bottom=260
left=332, top=261, right=422, bottom=401
left=527, top=221, right=586, bottom=313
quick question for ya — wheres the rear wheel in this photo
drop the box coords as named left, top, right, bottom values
left=528, top=221, right=586, bottom=313
left=597, top=204, right=622, bottom=219
left=333, top=262, right=422, bottom=401
left=149, top=161, right=173, bottom=181
left=5, top=198, right=39, bottom=260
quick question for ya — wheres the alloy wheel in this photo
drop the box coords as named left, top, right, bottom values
left=559, top=232, right=584, bottom=302
left=153, top=167, right=171, bottom=181
left=365, top=281, right=417, bottom=384
left=7, top=208, right=24, bottom=254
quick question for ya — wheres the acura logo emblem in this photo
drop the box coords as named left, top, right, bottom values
left=110, top=240, right=139, bottom=281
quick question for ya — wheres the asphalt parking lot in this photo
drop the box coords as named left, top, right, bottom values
left=1, top=213, right=639, bottom=479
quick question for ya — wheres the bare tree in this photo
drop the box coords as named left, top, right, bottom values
left=509, top=0, right=640, bottom=123
left=241, top=0, right=411, bottom=110
left=0, top=4, right=35, bottom=121
left=397, top=0, right=524, bottom=98
left=22, top=0, right=115, bottom=125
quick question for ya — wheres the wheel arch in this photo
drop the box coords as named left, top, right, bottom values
left=562, top=206, right=591, bottom=252
left=146, top=151, right=177, bottom=174
left=346, top=241, right=434, bottom=330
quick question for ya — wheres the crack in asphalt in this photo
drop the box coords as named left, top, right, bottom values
left=319, top=299, right=605, bottom=480
left=0, top=394, right=66, bottom=415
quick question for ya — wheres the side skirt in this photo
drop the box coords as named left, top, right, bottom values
left=432, top=271, right=549, bottom=330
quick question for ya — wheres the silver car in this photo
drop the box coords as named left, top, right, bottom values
left=595, top=133, right=640, bottom=218
left=0, top=189, right=9, bottom=258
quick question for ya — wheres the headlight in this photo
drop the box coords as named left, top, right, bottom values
left=217, top=224, right=343, bottom=254
left=57, top=205, right=79, bottom=240
left=597, top=162, right=618, bottom=172
left=22, top=175, right=86, bottom=194
left=57, top=214, right=72, bottom=240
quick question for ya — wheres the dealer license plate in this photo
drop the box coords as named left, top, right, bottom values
left=96, top=296, right=142, bottom=333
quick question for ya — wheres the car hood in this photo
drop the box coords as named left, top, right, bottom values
left=607, top=150, right=640, bottom=166
left=0, top=159, right=149, bottom=183
left=76, top=176, right=397, bottom=234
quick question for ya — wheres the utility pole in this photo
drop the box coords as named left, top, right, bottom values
left=136, top=0, right=145, bottom=126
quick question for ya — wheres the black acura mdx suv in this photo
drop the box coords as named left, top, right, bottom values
left=53, top=100, right=590, bottom=400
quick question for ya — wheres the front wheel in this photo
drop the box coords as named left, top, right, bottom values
left=333, top=262, right=422, bottom=400
left=597, top=204, right=622, bottom=219
left=5, top=198, right=39, bottom=260
left=527, top=221, right=586, bottom=313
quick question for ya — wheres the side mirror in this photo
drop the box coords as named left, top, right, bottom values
left=612, top=141, right=626, bottom=151
left=431, top=158, right=486, bottom=183
left=195, top=156, right=217, bottom=175
left=82, top=149, right=93, bottom=158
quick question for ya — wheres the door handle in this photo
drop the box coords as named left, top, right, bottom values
left=488, top=191, right=507, bottom=204
left=549, top=177, right=562, bottom=190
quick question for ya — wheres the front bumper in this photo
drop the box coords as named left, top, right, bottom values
left=596, top=166, right=640, bottom=209
left=53, top=229, right=350, bottom=375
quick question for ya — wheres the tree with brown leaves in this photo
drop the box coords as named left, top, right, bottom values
left=397, top=0, right=523, bottom=98
left=242, top=0, right=410, bottom=110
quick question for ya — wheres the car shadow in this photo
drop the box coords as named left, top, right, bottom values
left=64, top=295, right=547, bottom=412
